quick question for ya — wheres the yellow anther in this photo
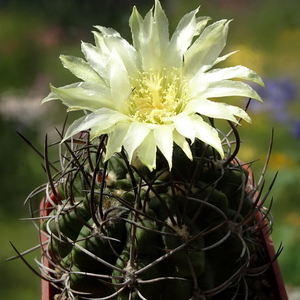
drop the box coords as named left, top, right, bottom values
left=127, top=68, right=190, bottom=124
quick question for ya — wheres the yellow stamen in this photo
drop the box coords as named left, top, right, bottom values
left=127, top=68, right=190, bottom=124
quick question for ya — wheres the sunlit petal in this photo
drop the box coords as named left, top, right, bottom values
left=224, top=104, right=252, bottom=123
left=166, top=9, right=210, bottom=68
left=93, top=27, right=141, bottom=77
left=105, top=122, right=131, bottom=160
left=168, top=113, right=196, bottom=142
left=81, top=42, right=110, bottom=84
left=106, top=50, right=132, bottom=112
left=129, top=0, right=169, bottom=71
left=173, top=130, right=193, bottom=161
left=184, top=99, right=239, bottom=123
left=191, top=115, right=224, bottom=158
left=122, top=122, right=156, bottom=164
left=89, top=111, right=131, bottom=140
left=59, top=55, right=105, bottom=84
left=203, top=65, right=264, bottom=86
left=183, top=19, right=230, bottom=78
left=137, top=130, right=157, bottom=171
left=154, top=125, right=174, bottom=168
left=204, top=79, right=263, bottom=102
left=42, top=82, right=82, bottom=103
left=47, top=83, right=113, bottom=112
left=190, top=64, right=264, bottom=96
left=63, top=108, right=129, bottom=142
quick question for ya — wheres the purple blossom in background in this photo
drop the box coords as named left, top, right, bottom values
left=248, top=77, right=297, bottom=123
left=292, top=119, right=300, bottom=139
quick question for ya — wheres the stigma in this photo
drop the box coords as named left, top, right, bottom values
left=126, top=68, right=190, bottom=124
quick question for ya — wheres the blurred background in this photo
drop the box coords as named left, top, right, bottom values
left=1, top=0, right=299, bottom=299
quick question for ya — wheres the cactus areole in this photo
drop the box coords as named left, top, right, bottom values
left=14, top=1, right=288, bottom=300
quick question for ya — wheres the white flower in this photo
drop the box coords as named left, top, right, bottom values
left=42, top=0, right=264, bottom=171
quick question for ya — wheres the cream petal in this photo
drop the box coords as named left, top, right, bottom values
left=191, top=115, right=224, bottom=158
left=183, top=19, right=230, bottom=78
left=81, top=42, right=110, bottom=84
left=62, top=108, right=129, bottom=142
left=122, top=122, right=156, bottom=164
left=184, top=99, right=238, bottom=123
left=173, top=130, right=193, bottom=161
left=129, top=0, right=169, bottom=71
left=189, top=64, right=264, bottom=97
left=204, top=79, right=263, bottom=102
left=92, top=28, right=141, bottom=78
left=91, top=30, right=111, bottom=53
left=153, top=0, right=170, bottom=53
left=89, top=111, right=131, bottom=140
left=153, top=125, right=174, bottom=169
left=210, top=50, right=238, bottom=68
left=166, top=10, right=210, bottom=68
left=46, top=83, right=113, bottom=112
left=168, top=113, right=196, bottom=142
left=224, top=104, right=251, bottom=123
left=137, top=130, right=157, bottom=171
left=42, top=82, right=82, bottom=103
left=105, top=122, right=131, bottom=161
left=195, top=16, right=213, bottom=35
left=93, top=26, right=121, bottom=37
left=106, top=50, right=132, bottom=113
left=59, top=55, right=104, bottom=84
left=129, top=6, right=144, bottom=51
left=202, top=65, right=264, bottom=87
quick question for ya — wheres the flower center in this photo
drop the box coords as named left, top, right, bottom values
left=126, top=68, right=190, bottom=124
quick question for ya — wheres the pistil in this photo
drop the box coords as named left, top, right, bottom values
left=127, top=68, right=190, bottom=124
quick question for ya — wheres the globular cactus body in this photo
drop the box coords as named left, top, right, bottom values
left=38, top=134, right=274, bottom=300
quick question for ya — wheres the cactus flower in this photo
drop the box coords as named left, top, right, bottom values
left=42, top=0, right=264, bottom=171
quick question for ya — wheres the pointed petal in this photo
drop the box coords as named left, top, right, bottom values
left=168, top=113, right=196, bottom=142
left=59, top=55, right=105, bottom=84
left=184, top=99, right=238, bottom=123
left=153, top=124, right=174, bottom=169
left=129, top=1, right=169, bottom=70
left=105, top=122, right=131, bottom=160
left=122, top=122, right=156, bottom=164
left=93, top=26, right=121, bottom=37
left=91, top=30, right=111, bottom=52
left=223, top=103, right=251, bottom=123
left=189, top=64, right=264, bottom=97
left=203, top=65, right=264, bottom=87
left=137, top=130, right=157, bottom=171
left=173, top=130, right=193, bottom=161
left=42, top=82, right=85, bottom=103
left=89, top=110, right=131, bottom=140
left=62, top=108, right=129, bottom=141
left=81, top=42, right=110, bottom=84
left=92, top=28, right=141, bottom=77
left=47, top=83, right=113, bottom=112
left=183, top=19, right=230, bottom=78
left=204, top=79, right=263, bottom=102
left=166, top=9, right=210, bottom=68
left=191, top=115, right=224, bottom=158
left=153, top=0, right=170, bottom=54
left=106, top=50, right=132, bottom=113
left=210, top=50, right=238, bottom=68
left=129, top=6, right=144, bottom=51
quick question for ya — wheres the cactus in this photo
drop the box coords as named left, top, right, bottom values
left=10, top=1, right=283, bottom=299
left=11, top=127, right=275, bottom=300
left=26, top=127, right=279, bottom=300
